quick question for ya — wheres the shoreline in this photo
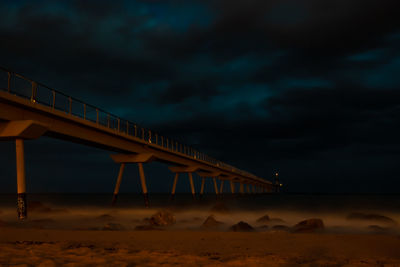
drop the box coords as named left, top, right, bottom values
left=1, top=228, right=400, bottom=266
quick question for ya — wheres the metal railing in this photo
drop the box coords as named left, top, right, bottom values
left=0, top=67, right=261, bottom=180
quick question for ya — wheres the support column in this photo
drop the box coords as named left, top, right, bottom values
left=219, top=180, right=224, bottom=194
left=16, top=139, right=27, bottom=220
left=247, top=184, right=251, bottom=194
left=112, top=163, right=125, bottom=205
left=230, top=180, right=235, bottom=194
left=239, top=183, right=244, bottom=194
left=188, top=173, right=196, bottom=200
left=170, top=173, right=179, bottom=200
left=137, top=163, right=149, bottom=207
left=200, top=177, right=205, bottom=198
left=213, top=177, right=219, bottom=197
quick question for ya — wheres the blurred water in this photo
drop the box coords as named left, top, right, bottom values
left=0, top=193, right=399, bottom=233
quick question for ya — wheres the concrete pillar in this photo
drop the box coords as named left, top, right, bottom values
left=170, top=173, right=179, bottom=200
left=239, top=183, right=244, bottom=194
left=16, top=139, right=27, bottom=220
left=213, top=177, right=219, bottom=196
left=112, top=163, right=125, bottom=205
left=188, top=173, right=195, bottom=199
left=230, top=180, right=235, bottom=194
left=219, top=180, right=224, bottom=194
left=137, top=163, right=149, bottom=207
left=200, top=177, right=205, bottom=198
left=247, top=184, right=251, bottom=194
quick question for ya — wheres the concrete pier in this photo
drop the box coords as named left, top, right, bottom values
left=16, top=139, right=27, bottom=220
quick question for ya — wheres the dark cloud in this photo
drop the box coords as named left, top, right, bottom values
left=0, top=0, right=400, bottom=193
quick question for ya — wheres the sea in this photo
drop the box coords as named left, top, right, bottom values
left=1, top=193, right=399, bottom=233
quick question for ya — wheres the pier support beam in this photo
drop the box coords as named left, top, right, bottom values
left=239, top=183, right=244, bottom=194
left=16, top=139, right=27, bottom=220
left=200, top=177, right=205, bottom=198
left=213, top=177, right=219, bottom=197
left=188, top=173, right=195, bottom=200
left=170, top=173, right=179, bottom=200
left=138, top=163, right=149, bottom=207
left=219, top=180, right=224, bottom=194
left=112, top=163, right=125, bottom=205
left=230, top=180, right=235, bottom=194
left=247, top=184, right=251, bottom=194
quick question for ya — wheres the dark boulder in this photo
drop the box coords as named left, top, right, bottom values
left=229, top=221, right=255, bottom=232
left=346, top=213, right=397, bottom=225
left=256, top=215, right=270, bottom=223
left=202, top=215, right=224, bottom=229
left=103, top=223, right=125, bottom=231
left=149, top=211, right=176, bottom=226
left=293, top=218, right=324, bottom=233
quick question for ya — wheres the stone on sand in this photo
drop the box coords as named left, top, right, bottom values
left=202, top=215, right=224, bottom=228
left=102, top=223, right=125, bottom=231
left=256, top=214, right=270, bottom=223
left=293, top=218, right=324, bottom=233
left=229, top=221, right=255, bottom=232
left=149, top=211, right=176, bottom=226
left=346, top=213, right=397, bottom=225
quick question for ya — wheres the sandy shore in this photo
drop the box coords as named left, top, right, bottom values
left=1, top=228, right=400, bottom=266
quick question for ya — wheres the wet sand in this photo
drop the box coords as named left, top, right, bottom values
left=1, top=227, right=400, bottom=266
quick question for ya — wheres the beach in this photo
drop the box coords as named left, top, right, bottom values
left=1, top=194, right=400, bottom=266
left=1, top=228, right=400, bottom=266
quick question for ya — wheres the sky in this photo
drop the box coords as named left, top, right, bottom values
left=1, top=0, right=400, bottom=194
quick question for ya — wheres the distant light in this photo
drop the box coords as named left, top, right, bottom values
left=280, top=184, right=283, bottom=187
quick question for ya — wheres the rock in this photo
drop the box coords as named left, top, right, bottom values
left=210, top=202, right=230, bottom=213
left=134, top=225, right=158, bottom=231
left=293, top=218, right=324, bottom=233
left=37, top=259, right=57, bottom=267
left=256, top=214, right=270, bottom=223
left=229, top=221, right=255, bottom=232
left=346, top=213, right=397, bottom=225
left=149, top=211, right=176, bottom=226
left=96, top=214, right=115, bottom=221
left=102, top=223, right=125, bottom=231
left=202, top=215, right=224, bottom=228
left=272, top=225, right=291, bottom=231
left=367, top=225, right=391, bottom=233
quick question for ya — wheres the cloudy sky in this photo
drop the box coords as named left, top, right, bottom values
left=1, top=0, right=400, bottom=193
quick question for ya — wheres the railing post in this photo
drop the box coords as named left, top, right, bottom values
left=117, top=118, right=120, bottom=132
left=31, top=81, right=37, bottom=103
left=83, top=103, right=86, bottom=119
left=69, top=97, right=72, bottom=114
left=7, top=72, right=11, bottom=92
left=96, top=109, right=99, bottom=125
left=107, top=114, right=110, bottom=128
left=166, top=138, right=169, bottom=149
left=52, top=90, right=55, bottom=110
left=126, top=121, right=129, bottom=135
left=134, top=124, right=137, bottom=137
left=161, top=136, right=164, bottom=147
left=148, top=130, right=152, bottom=143
left=155, top=133, right=158, bottom=145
